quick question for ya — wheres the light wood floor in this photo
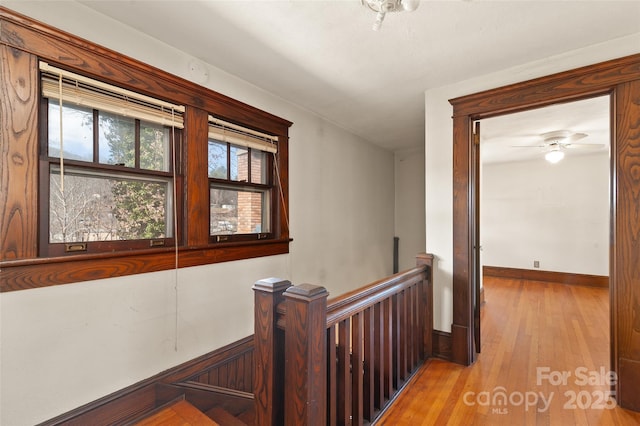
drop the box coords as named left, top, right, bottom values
left=378, top=277, right=640, bottom=425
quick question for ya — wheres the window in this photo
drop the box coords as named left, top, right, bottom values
left=39, top=62, right=184, bottom=256
left=207, top=117, right=278, bottom=243
left=0, top=12, right=292, bottom=290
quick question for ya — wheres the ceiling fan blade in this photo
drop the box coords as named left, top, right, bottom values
left=565, top=143, right=606, bottom=149
left=568, top=132, right=588, bottom=142
left=509, top=145, right=546, bottom=148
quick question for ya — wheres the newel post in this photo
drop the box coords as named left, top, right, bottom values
left=283, top=284, right=329, bottom=426
left=416, top=253, right=434, bottom=358
left=253, top=278, right=291, bottom=426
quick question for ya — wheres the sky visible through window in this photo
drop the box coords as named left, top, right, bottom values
left=48, top=103, right=93, bottom=160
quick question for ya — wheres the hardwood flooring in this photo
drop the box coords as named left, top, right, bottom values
left=378, top=277, right=640, bottom=425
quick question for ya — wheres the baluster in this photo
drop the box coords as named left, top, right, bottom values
left=399, top=289, right=407, bottom=382
left=327, top=325, right=337, bottom=426
left=363, top=307, right=375, bottom=421
left=351, top=313, right=364, bottom=425
left=374, top=302, right=384, bottom=409
left=413, top=282, right=421, bottom=367
left=407, top=284, right=415, bottom=372
left=383, top=297, right=393, bottom=400
left=337, top=319, right=352, bottom=425
left=391, top=293, right=400, bottom=390
left=415, top=284, right=421, bottom=366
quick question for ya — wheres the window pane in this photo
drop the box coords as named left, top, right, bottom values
left=230, top=145, right=248, bottom=182
left=99, top=112, right=135, bottom=167
left=210, top=186, right=269, bottom=235
left=140, top=122, right=170, bottom=171
left=208, top=140, right=227, bottom=179
left=48, top=101, right=94, bottom=161
left=49, top=166, right=172, bottom=243
left=251, top=150, right=268, bottom=184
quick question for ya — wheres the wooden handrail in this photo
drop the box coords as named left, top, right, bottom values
left=326, top=266, right=427, bottom=312
left=274, top=267, right=427, bottom=329
left=326, top=266, right=426, bottom=326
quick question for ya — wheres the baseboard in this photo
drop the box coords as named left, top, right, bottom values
left=483, top=266, right=609, bottom=288
left=432, top=330, right=452, bottom=361
left=39, top=335, right=254, bottom=425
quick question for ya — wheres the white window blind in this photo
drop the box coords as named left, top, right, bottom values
left=208, top=115, right=278, bottom=153
left=40, top=61, right=185, bottom=128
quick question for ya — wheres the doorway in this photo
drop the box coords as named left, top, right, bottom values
left=477, top=96, right=611, bottom=385
left=448, top=54, right=640, bottom=411
left=479, top=96, right=610, bottom=284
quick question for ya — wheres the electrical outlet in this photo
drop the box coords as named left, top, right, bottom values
left=534, top=260, right=540, bottom=268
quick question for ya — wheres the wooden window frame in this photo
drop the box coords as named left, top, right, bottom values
left=0, top=7, right=292, bottom=291
left=39, top=96, right=183, bottom=256
left=208, top=139, right=275, bottom=244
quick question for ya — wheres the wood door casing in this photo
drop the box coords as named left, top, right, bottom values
left=449, top=54, right=640, bottom=411
left=615, top=79, right=640, bottom=412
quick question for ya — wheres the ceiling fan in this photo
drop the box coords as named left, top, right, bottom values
left=512, top=130, right=605, bottom=163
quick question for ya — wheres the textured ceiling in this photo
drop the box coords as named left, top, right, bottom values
left=32, top=1, right=640, bottom=152
left=75, top=0, right=640, bottom=152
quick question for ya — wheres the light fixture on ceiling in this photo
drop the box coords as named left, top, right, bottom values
left=545, top=148, right=565, bottom=164
left=512, top=130, right=600, bottom=164
left=362, top=0, right=420, bottom=31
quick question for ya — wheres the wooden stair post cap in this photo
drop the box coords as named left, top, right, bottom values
left=284, top=283, right=329, bottom=301
left=253, top=277, right=291, bottom=293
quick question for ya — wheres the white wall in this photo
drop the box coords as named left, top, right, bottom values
left=425, top=33, right=640, bottom=333
left=0, top=3, right=395, bottom=424
left=481, top=153, right=609, bottom=276
left=395, top=148, right=426, bottom=272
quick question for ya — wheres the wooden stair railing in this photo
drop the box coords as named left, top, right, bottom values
left=254, top=253, right=434, bottom=426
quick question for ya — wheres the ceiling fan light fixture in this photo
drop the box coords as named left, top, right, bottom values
left=542, top=130, right=571, bottom=145
left=362, top=0, right=419, bottom=30
left=545, top=149, right=565, bottom=164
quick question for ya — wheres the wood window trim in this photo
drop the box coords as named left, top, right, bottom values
left=0, top=7, right=292, bottom=292
left=38, top=95, right=185, bottom=257
left=207, top=141, right=275, bottom=243
left=0, top=240, right=292, bottom=292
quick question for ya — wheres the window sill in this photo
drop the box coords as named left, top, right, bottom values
left=0, top=238, right=292, bottom=292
